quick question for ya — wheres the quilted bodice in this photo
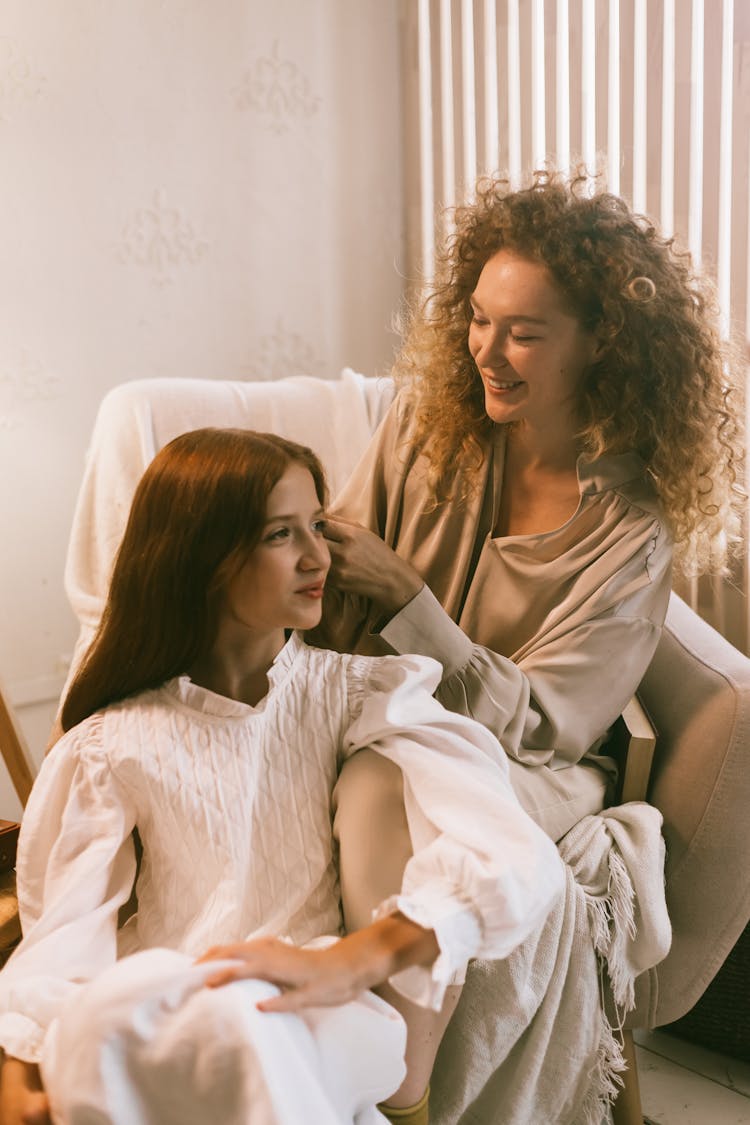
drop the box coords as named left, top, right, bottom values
left=108, top=636, right=351, bottom=954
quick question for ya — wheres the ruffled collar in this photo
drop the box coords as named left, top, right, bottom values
left=161, top=631, right=305, bottom=718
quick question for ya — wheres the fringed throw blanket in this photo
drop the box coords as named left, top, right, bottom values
left=430, top=802, right=671, bottom=1125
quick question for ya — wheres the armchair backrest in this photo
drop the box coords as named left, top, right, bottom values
left=62, top=372, right=395, bottom=687
left=626, top=592, right=750, bottom=1027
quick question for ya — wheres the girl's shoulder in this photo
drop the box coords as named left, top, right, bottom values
left=288, top=634, right=351, bottom=688
left=54, top=686, right=169, bottom=761
left=50, top=709, right=107, bottom=761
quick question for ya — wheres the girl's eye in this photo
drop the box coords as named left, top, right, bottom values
left=312, top=518, right=326, bottom=534
left=266, top=527, right=290, bottom=542
left=510, top=333, right=540, bottom=344
left=470, top=312, right=489, bottom=326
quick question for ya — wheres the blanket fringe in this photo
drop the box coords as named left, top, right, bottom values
left=577, top=1007, right=628, bottom=1125
left=579, top=847, right=640, bottom=1122
left=585, top=849, right=638, bottom=1013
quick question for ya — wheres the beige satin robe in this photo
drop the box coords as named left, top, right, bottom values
left=313, top=394, right=673, bottom=771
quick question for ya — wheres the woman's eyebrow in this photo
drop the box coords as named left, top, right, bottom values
left=469, top=299, right=549, bottom=326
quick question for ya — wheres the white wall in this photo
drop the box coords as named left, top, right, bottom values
left=0, top=1, right=405, bottom=816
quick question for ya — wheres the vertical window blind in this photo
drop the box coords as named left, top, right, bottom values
left=402, top=0, right=749, bottom=650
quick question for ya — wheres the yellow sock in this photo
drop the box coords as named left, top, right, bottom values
left=378, top=1086, right=430, bottom=1125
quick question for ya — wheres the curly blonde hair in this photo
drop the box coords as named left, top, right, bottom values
left=394, top=169, right=744, bottom=576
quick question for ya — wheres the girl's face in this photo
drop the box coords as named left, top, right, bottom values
left=221, top=463, right=330, bottom=638
left=468, top=249, right=600, bottom=436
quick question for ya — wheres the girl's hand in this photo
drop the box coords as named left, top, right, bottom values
left=197, top=936, right=374, bottom=1012
left=0, top=1058, right=51, bottom=1125
left=323, top=518, right=423, bottom=616
left=197, top=914, right=439, bottom=1014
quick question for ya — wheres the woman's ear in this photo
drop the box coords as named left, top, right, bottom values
left=588, top=320, right=614, bottom=361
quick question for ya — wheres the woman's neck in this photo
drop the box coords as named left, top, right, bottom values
left=189, top=626, right=287, bottom=707
left=504, top=419, right=580, bottom=474
left=494, top=421, right=582, bottom=537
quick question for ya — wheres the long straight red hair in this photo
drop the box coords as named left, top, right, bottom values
left=61, top=428, right=327, bottom=732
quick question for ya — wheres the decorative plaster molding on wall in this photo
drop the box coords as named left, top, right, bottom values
left=0, top=1, right=403, bottom=763
left=117, top=189, right=210, bottom=287
left=233, top=39, right=321, bottom=133
left=0, top=36, right=45, bottom=121
left=0, top=352, right=61, bottom=430
left=242, top=319, right=324, bottom=381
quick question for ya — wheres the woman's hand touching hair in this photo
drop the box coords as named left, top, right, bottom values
left=323, top=517, right=424, bottom=618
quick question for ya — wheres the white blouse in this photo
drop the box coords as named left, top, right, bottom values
left=0, top=635, right=563, bottom=1063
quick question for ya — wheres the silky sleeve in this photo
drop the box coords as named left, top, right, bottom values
left=0, top=717, right=138, bottom=1062
left=380, top=537, right=672, bottom=769
left=343, top=654, right=565, bottom=1009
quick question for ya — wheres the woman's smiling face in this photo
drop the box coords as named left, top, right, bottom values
left=468, top=250, right=600, bottom=435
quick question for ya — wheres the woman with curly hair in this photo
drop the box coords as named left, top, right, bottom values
left=314, top=163, right=743, bottom=922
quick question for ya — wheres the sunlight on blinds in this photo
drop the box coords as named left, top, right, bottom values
left=581, top=0, right=596, bottom=179
left=556, top=0, right=571, bottom=174
left=688, top=0, right=704, bottom=268
left=461, top=0, right=478, bottom=188
left=417, top=0, right=435, bottom=279
left=532, top=0, right=547, bottom=168
left=407, top=0, right=748, bottom=642
left=660, top=0, right=675, bottom=236
left=607, top=0, right=620, bottom=195
left=632, top=0, right=647, bottom=212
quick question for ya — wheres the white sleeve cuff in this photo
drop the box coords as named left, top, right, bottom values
left=373, top=884, right=482, bottom=1010
left=0, top=1011, right=46, bottom=1064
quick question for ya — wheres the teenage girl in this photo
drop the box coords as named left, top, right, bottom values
left=0, top=428, right=562, bottom=1125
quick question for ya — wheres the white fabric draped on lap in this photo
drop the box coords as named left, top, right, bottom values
left=42, top=949, right=405, bottom=1125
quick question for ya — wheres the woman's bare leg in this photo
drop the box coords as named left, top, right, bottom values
left=333, top=749, right=461, bottom=1107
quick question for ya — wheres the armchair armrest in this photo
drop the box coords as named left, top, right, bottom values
left=619, top=696, right=657, bottom=804
left=610, top=696, right=657, bottom=805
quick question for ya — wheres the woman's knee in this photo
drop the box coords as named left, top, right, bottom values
left=333, top=750, right=413, bottom=931
left=506, top=757, right=611, bottom=842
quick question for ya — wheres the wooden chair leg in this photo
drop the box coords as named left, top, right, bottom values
left=611, top=1030, right=644, bottom=1125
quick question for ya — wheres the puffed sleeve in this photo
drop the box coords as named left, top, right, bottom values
left=343, top=654, right=565, bottom=1009
left=0, top=716, right=137, bottom=1063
